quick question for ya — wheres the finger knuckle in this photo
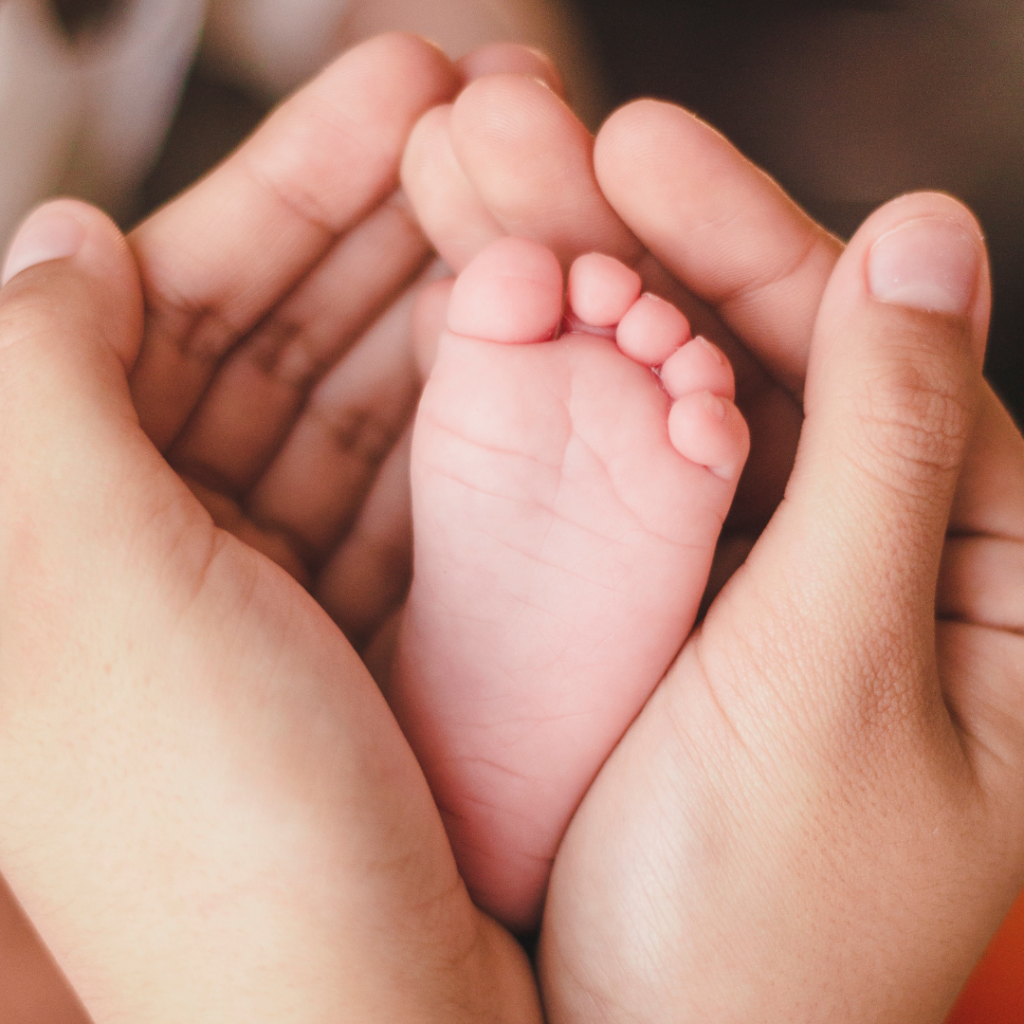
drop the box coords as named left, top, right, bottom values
left=850, top=352, right=973, bottom=496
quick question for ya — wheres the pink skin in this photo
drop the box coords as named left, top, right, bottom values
left=391, top=237, right=749, bottom=932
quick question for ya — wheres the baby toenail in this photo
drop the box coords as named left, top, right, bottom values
left=701, top=391, right=727, bottom=422
left=695, top=336, right=725, bottom=364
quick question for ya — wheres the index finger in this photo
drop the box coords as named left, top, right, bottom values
left=594, top=99, right=842, bottom=398
left=129, top=32, right=459, bottom=449
left=596, top=99, right=1024, bottom=541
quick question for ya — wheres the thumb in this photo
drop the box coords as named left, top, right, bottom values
left=763, top=192, right=989, bottom=675
left=2, top=198, right=142, bottom=367
left=0, top=198, right=182, bottom=572
left=0, top=199, right=144, bottom=457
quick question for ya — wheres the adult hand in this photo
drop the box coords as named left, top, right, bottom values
left=0, top=154, right=539, bottom=1024
left=545, top=161, right=1012, bottom=1024
left=401, top=76, right=1024, bottom=1021
left=127, top=33, right=563, bottom=676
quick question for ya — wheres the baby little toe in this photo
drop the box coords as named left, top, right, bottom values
left=668, top=390, right=750, bottom=482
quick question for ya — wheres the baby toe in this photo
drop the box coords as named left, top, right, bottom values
left=567, top=252, right=642, bottom=329
left=668, top=390, right=750, bottom=482
left=660, top=336, right=735, bottom=401
left=616, top=292, right=691, bottom=366
left=448, top=237, right=563, bottom=344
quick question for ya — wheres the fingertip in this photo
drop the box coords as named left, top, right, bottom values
left=857, top=191, right=990, bottom=365
left=349, top=31, right=461, bottom=99
left=458, top=43, right=564, bottom=97
left=403, top=102, right=455, bottom=175
left=451, top=72, right=578, bottom=149
left=3, top=199, right=142, bottom=370
left=597, top=97, right=676, bottom=139
left=595, top=99, right=709, bottom=182
left=401, top=104, right=504, bottom=271
left=3, top=200, right=86, bottom=287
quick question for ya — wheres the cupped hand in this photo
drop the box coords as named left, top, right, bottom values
left=549, top=109, right=1024, bottom=1023
left=128, top=34, right=564, bottom=672
left=0, top=64, right=545, bottom=1024
left=400, top=74, right=1024, bottom=1021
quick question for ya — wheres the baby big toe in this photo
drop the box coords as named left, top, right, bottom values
left=448, top=237, right=563, bottom=344
left=668, top=391, right=750, bottom=482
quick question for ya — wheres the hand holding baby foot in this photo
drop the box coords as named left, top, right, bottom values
left=392, top=237, right=747, bottom=931
left=0, top=90, right=547, bottom=1024
left=125, top=33, right=465, bottom=663
left=126, top=36, right=572, bottom=672
left=542, top=116, right=1024, bottom=1023
left=403, top=58, right=1024, bottom=1021
left=0, top=29, right=569, bottom=1015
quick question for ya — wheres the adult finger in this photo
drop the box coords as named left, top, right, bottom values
left=949, top=385, right=1024, bottom=542
left=594, top=98, right=842, bottom=397
left=244, top=274, right=421, bottom=568
left=129, top=32, right=459, bottom=449
left=401, top=46, right=570, bottom=271
left=402, top=104, right=505, bottom=272
left=458, top=42, right=564, bottom=94
left=168, top=190, right=430, bottom=495
left=1, top=199, right=142, bottom=370
left=449, top=74, right=643, bottom=268
left=753, top=192, right=989, bottom=691
left=316, top=425, right=414, bottom=653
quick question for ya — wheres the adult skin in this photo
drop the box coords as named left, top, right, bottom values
left=0, top=34, right=549, bottom=1024
left=3, top=36, right=1020, bottom=1024
left=401, top=75, right=1024, bottom=1021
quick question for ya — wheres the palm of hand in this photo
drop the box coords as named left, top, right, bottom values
left=128, top=57, right=439, bottom=663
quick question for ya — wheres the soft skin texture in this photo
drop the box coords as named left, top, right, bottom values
left=126, top=37, right=565, bottom=669
left=393, top=237, right=747, bottom=931
left=0, top=36, right=548, bottom=1024
left=401, top=76, right=1024, bottom=1022
left=2, top=40, right=1021, bottom=1024
left=0, top=203, right=542, bottom=1024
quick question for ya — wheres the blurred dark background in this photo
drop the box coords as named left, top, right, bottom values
left=143, top=0, right=1024, bottom=420
left=576, top=0, right=1024, bottom=421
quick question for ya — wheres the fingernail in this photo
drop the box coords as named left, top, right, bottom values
left=868, top=218, right=980, bottom=316
left=2, top=207, right=86, bottom=286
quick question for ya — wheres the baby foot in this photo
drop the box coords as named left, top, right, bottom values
left=391, top=237, right=749, bottom=932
